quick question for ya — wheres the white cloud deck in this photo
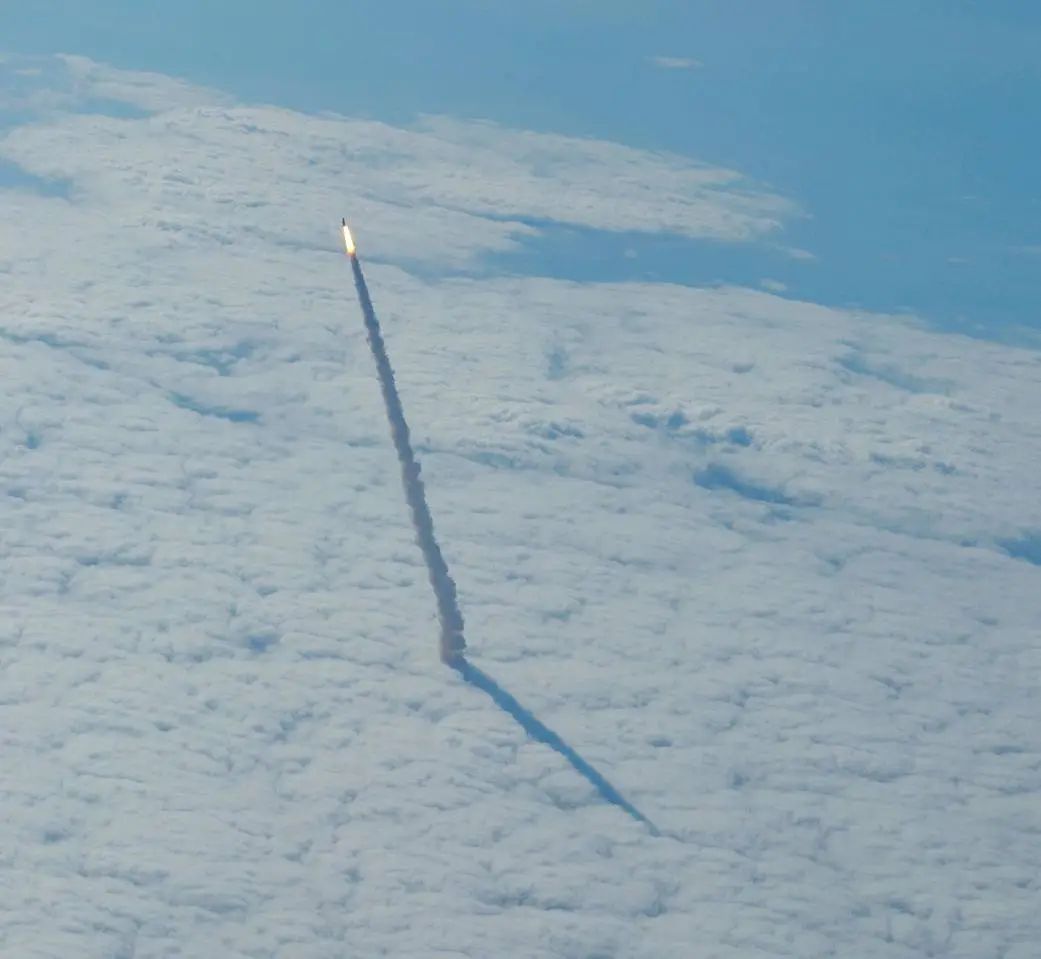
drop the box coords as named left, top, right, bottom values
left=1, top=56, right=1039, bottom=959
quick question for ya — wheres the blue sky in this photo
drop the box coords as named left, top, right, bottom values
left=5, top=0, right=1040, bottom=336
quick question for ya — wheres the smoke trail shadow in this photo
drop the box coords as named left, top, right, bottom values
left=346, top=249, right=653, bottom=834
left=450, top=657, right=658, bottom=835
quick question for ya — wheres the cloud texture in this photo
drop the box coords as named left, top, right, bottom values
left=1, top=54, right=1039, bottom=959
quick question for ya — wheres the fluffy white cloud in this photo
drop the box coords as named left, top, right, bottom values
left=649, top=55, right=704, bottom=70
left=0, top=53, right=794, bottom=265
left=1, top=55, right=1039, bottom=959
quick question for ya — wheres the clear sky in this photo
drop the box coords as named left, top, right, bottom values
left=5, top=0, right=1039, bottom=336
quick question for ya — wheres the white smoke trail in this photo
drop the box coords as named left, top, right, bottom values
left=349, top=254, right=466, bottom=663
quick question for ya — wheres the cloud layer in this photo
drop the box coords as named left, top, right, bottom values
left=0, top=53, right=794, bottom=268
left=1, top=55, right=1039, bottom=958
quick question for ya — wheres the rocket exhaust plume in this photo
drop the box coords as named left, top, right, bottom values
left=344, top=222, right=466, bottom=663
left=342, top=220, right=655, bottom=834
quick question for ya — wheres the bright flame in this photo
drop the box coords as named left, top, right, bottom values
left=342, top=221, right=356, bottom=255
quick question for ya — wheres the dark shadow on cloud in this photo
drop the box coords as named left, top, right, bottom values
left=169, top=392, right=259, bottom=423
left=167, top=341, right=256, bottom=377
left=451, top=657, right=658, bottom=835
left=837, top=352, right=950, bottom=395
left=694, top=462, right=816, bottom=507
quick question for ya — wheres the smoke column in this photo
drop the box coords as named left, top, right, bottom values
left=348, top=251, right=466, bottom=663
left=342, top=223, right=654, bottom=834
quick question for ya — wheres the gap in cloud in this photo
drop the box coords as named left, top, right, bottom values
left=471, top=220, right=1041, bottom=345
left=0, top=54, right=152, bottom=127
left=0, top=109, right=37, bottom=132
left=998, top=532, right=1041, bottom=567
left=0, top=157, right=70, bottom=197
left=470, top=218, right=799, bottom=288
left=75, top=98, right=151, bottom=119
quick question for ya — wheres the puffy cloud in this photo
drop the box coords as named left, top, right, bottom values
left=649, top=55, right=703, bottom=70
left=0, top=53, right=794, bottom=265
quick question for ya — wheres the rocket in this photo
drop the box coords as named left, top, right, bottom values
left=341, top=216, right=466, bottom=664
